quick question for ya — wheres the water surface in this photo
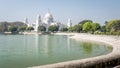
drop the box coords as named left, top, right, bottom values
left=0, top=35, right=112, bottom=68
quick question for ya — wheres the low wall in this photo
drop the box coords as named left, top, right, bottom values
left=29, top=34, right=120, bottom=68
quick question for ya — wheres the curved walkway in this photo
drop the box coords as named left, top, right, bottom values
left=29, top=33, right=120, bottom=68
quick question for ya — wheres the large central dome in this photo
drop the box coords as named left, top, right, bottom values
left=43, top=12, right=54, bottom=24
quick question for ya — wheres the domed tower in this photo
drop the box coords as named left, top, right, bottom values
left=24, top=18, right=28, bottom=25
left=67, top=19, right=72, bottom=28
left=43, top=12, right=54, bottom=24
left=35, top=14, right=42, bottom=32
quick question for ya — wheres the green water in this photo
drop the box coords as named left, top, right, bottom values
left=0, top=35, right=112, bottom=68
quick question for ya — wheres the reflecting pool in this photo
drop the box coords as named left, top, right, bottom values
left=0, top=35, right=112, bottom=68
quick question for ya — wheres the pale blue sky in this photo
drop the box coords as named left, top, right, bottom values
left=0, top=0, right=120, bottom=25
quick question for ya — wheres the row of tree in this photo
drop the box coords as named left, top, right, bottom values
left=61, top=20, right=101, bottom=33
left=0, top=21, right=25, bottom=32
left=0, top=19, right=120, bottom=34
left=8, top=26, right=34, bottom=33
left=60, top=19, right=120, bottom=35
left=5, top=25, right=59, bottom=33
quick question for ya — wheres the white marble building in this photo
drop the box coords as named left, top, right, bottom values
left=35, top=14, right=42, bottom=32
left=24, top=11, right=71, bottom=32
left=67, top=19, right=72, bottom=28
left=43, top=12, right=54, bottom=24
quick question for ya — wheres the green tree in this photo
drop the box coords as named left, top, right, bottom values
left=17, top=26, right=27, bottom=32
left=91, top=23, right=101, bottom=31
left=106, top=20, right=120, bottom=32
left=48, top=25, right=59, bottom=32
left=68, top=27, right=74, bottom=32
left=73, top=24, right=82, bottom=32
left=38, top=26, right=46, bottom=32
left=79, top=20, right=93, bottom=25
left=8, top=26, right=18, bottom=33
left=60, top=28, right=68, bottom=32
left=26, top=26, right=34, bottom=31
left=101, top=25, right=106, bottom=32
left=82, top=22, right=92, bottom=32
left=0, top=22, right=8, bottom=32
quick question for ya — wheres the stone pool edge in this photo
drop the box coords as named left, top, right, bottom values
left=29, top=33, right=120, bottom=68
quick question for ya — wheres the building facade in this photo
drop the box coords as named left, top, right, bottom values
left=24, top=11, right=70, bottom=32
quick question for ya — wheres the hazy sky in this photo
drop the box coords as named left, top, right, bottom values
left=0, top=0, right=120, bottom=25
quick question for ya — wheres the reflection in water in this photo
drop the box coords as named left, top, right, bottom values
left=0, top=35, right=112, bottom=68
left=67, top=36, right=71, bottom=51
left=35, top=34, right=39, bottom=55
left=82, top=42, right=92, bottom=54
left=34, top=35, right=49, bottom=56
left=43, top=35, right=49, bottom=56
left=23, top=35, right=28, bottom=56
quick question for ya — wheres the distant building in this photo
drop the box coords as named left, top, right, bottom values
left=43, top=12, right=54, bottom=24
left=35, top=15, right=42, bottom=32
left=67, top=19, right=72, bottom=28
left=24, top=18, right=30, bottom=26
left=25, top=11, right=68, bottom=32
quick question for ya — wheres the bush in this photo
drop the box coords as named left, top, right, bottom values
left=17, top=26, right=27, bottom=32
left=8, top=26, right=18, bottom=33
left=60, top=28, right=68, bottom=32
left=94, top=31, right=101, bottom=34
left=26, top=27, right=34, bottom=31
left=48, top=25, right=59, bottom=32
left=38, top=26, right=46, bottom=32
left=68, top=27, right=74, bottom=32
